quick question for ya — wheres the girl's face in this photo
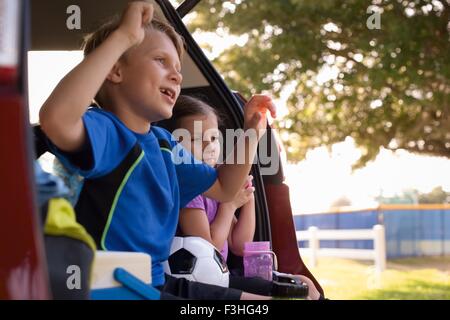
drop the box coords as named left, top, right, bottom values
left=178, top=112, right=220, bottom=167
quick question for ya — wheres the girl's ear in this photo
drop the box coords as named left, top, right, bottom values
left=106, top=61, right=123, bottom=83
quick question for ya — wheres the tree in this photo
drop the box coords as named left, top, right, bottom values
left=330, top=196, right=352, bottom=208
left=189, top=0, right=450, bottom=168
left=418, top=186, right=450, bottom=203
left=375, top=188, right=419, bottom=204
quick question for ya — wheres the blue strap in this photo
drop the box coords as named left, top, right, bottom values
left=113, top=268, right=161, bottom=300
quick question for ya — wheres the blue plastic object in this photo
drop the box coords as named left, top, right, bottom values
left=90, top=267, right=160, bottom=300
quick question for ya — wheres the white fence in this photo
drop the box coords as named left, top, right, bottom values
left=296, top=225, right=387, bottom=272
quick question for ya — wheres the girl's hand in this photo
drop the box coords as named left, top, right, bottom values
left=116, top=1, right=154, bottom=48
left=229, top=175, right=255, bottom=209
left=243, top=95, right=277, bottom=140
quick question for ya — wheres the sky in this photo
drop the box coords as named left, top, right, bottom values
left=27, top=21, right=450, bottom=215
left=283, top=140, right=450, bottom=214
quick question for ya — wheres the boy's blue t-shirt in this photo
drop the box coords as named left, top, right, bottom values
left=50, top=108, right=217, bottom=286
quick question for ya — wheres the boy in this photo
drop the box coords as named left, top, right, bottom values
left=39, top=1, right=276, bottom=299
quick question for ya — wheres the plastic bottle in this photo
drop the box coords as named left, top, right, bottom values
left=243, top=241, right=277, bottom=281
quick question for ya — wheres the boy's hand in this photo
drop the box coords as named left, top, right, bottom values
left=117, top=1, right=154, bottom=48
left=243, top=94, right=277, bottom=140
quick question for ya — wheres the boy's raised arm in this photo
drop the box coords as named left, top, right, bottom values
left=39, top=2, right=153, bottom=152
left=204, top=95, right=277, bottom=202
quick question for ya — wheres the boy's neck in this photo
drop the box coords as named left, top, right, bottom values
left=117, top=108, right=152, bottom=134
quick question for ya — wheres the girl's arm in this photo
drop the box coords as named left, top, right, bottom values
left=228, top=196, right=256, bottom=257
left=209, top=203, right=239, bottom=250
left=179, top=207, right=234, bottom=251
left=180, top=176, right=255, bottom=251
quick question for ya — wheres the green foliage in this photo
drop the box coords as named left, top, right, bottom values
left=418, top=186, right=450, bottom=203
left=189, top=0, right=450, bottom=168
left=375, top=186, right=450, bottom=204
left=330, top=195, right=352, bottom=208
left=376, top=188, right=419, bottom=204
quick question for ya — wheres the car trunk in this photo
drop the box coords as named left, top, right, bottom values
left=17, top=0, right=324, bottom=296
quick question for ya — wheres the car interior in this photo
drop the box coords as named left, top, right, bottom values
left=1, top=0, right=324, bottom=298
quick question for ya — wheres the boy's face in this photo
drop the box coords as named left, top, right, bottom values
left=119, top=30, right=182, bottom=122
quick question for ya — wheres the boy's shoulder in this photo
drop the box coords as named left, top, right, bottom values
left=84, top=109, right=175, bottom=145
left=152, top=125, right=177, bottom=146
left=82, top=107, right=121, bottom=129
left=83, top=107, right=136, bottom=138
left=84, top=107, right=120, bottom=123
left=151, top=125, right=171, bottom=138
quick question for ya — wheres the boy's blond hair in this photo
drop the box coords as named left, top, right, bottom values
left=82, top=15, right=184, bottom=106
left=83, top=15, right=184, bottom=59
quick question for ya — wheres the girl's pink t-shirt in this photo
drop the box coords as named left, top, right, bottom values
left=184, top=195, right=228, bottom=260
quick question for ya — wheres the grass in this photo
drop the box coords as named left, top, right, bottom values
left=303, top=256, right=450, bottom=300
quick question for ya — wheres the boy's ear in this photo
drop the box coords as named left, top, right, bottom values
left=106, top=62, right=123, bottom=83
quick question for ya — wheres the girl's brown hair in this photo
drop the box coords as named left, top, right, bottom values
left=159, top=95, right=224, bottom=133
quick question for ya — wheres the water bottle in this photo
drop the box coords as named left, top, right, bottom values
left=243, top=241, right=278, bottom=281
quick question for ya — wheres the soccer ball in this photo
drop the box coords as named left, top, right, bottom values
left=163, top=236, right=230, bottom=287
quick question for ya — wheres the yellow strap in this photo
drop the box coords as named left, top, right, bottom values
left=44, top=198, right=96, bottom=252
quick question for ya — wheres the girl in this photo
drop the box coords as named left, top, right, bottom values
left=162, top=95, right=322, bottom=299
left=172, top=95, right=255, bottom=262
